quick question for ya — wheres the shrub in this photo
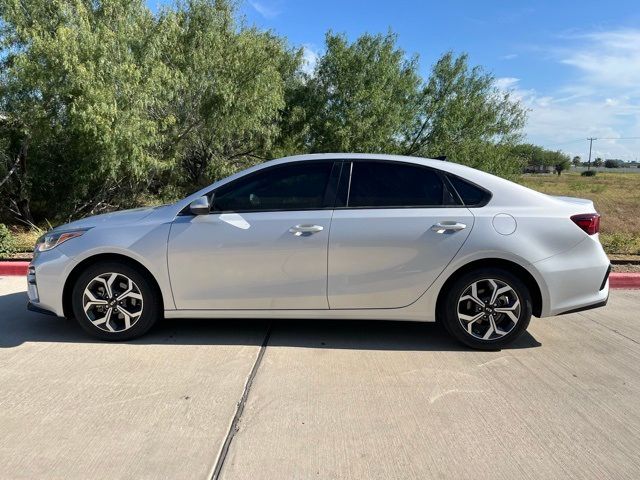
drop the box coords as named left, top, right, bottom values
left=604, top=159, right=621, bottom=168
left=581, top=170, right=597, bottom=177
left=0, top=224, right=17, bottom=257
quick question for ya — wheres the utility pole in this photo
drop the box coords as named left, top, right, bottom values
left=587, top=137, right=596, bottom=170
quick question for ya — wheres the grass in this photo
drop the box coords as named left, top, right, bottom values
left=519, top=171, right=640, bottom=255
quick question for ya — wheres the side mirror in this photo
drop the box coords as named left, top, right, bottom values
left=189, top=196, right=210, bottom=215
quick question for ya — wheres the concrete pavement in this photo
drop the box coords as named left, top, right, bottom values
left=1, top=275, right=639, bottom=479
left=0, top=276, right=268, bottom=480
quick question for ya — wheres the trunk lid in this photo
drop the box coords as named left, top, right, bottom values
left=549, top=195, right=596, bottom=213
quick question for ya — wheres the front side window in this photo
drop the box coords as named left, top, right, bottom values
left=347, top=161, right=452, bottom=208
left=212, top=161, right=334, bottom=212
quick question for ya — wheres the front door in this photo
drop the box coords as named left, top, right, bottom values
left=168, top=160, right=338, bottom=310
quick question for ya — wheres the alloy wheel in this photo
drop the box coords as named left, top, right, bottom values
left=457, top=278, right=521, bottom=341
left=82, top=272, right=144, bottom=333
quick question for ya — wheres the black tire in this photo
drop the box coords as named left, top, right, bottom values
left=71, top=261, right=161, bottom=341
left=439, top=267, right=533, bottom=350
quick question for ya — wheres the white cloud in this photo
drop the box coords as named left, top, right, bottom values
left=494, top=77, right=520, bottom=90
left=301, top=45, right=319, bottom=76
left=501, top=53, right=518, bottom=60
left=560, top=30, right=640, bottom=89
left=249, top=0, right=281, bottom=19
left=509, top=29, right=640, bottom=161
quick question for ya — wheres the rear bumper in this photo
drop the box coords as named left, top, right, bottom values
left=556, top=294, right=609, bottom=316
left=534, top=236, right=610, bottom=317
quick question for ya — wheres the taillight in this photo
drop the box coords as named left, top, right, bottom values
left=571, top=213, right=600, bottom=235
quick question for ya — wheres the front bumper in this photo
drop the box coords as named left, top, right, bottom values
left=26, top=249, right=73, bottom=317
left=27, top=301, right=59, bottom=317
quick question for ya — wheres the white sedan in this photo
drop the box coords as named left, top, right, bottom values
left=27, top=154, right=610, bottom=349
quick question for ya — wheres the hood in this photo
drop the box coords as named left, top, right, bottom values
left=52, top=206, right=167, bottom=232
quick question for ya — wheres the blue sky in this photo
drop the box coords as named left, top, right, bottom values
left=150, top=0, right=640, bottom=161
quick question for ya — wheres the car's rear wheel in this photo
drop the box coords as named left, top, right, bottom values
left=71, top=262, right=160, bottom=341
left=439, top=268, right=532, bottom=350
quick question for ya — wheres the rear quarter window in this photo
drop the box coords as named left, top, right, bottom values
left=447, top=175, right=491, bottom=207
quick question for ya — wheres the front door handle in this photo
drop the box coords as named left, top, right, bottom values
left=431, top=222, right=467, bottom=233
left=289, top=224, right=324, bottom=236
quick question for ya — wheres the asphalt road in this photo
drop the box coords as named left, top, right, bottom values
left=1, top=275, right=639, bottom=480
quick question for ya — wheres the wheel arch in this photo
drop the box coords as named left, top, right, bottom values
left=436, top=258, right=543, bottom=318
left=62, top=253, right=164, bottom=319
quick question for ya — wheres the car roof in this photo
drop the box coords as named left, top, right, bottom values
left=267, top=153, right=510, bottom=190
left=273, top=153, right=452, bottom=169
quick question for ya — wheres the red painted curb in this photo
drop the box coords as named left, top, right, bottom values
left=0, top=261, right=29, bottom=276
left=609, top=272, right=640, bottom=289
left=1, top=261, right=639, bottom=288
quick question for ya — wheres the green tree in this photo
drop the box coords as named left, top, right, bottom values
left=0, top=0, right=300, bottom=220
left=511, top=143, right=548, bottom=169
left=572, top=156, right=582, bottom=167
left=404, top=53, right=526, bottom=177
left=511, top=144, right=569, bottom=174
left=157, top=0, right=301, bottom=190
left=0, top=0, right=165, bottom=222
left=291, top=31, right=421, bottom=154
left=550, top=151, right=570, bottom=175
left=604, top=159, right=621, bottom=168
left=278, top=36, right=526, bottom=178
left=593, top=157, right=604, bottom=167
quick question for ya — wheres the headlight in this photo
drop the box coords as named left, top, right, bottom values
left=35, top=229, right=90, bottom=252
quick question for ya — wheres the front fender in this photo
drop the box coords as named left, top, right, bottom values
left=58, top=222, right=175, bottom=311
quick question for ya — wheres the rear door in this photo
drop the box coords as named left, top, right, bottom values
left=328, top=160, right=474, bottom=309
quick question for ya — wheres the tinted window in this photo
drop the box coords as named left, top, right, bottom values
left=212, top=162, right=334, bottom=212
left=448, top=175, right=489, bottom=206
left=348, top=162, right=446, bottom=208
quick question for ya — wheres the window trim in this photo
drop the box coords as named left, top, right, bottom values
left=335, top=158, right=465, bottom=210
left=181, top=159, right=342, bottom=215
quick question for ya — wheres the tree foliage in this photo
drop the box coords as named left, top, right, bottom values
left=404, top=53, right=526, bottom=177
left=1, top=0, right=528, bottom=224
left=604, top=159, right=621, bottom=168
left=511, top=143, right=570, bottom=173
left=1, top=0, right=165, bottom=221
left=156, top=0, right=300, bottom=189
left=295, top=31, right=421, bottom=154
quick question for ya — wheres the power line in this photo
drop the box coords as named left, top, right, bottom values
left=542, top=138, right=585, bottom=148
left=594, top=137, right=640, bottom=140
left=544, top=136, right=640, bottom=149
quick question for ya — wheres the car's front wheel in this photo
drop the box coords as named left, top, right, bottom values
left=71, top=261, right=160, bottom=341
left=439, top=268, right=533, bottom=350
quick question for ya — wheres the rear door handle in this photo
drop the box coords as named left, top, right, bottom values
left=431, top=222, right=467, bottom=233
left=289, top=224, right=324, bottom=236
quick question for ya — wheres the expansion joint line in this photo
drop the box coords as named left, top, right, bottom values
left=209, top=321, right=273, bottom=480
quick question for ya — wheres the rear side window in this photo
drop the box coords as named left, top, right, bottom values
left=347, top=161, right=449, bottom=208
left=213, top=161, right=334, bottom=212
left=447, top=175, right=491, bottom=207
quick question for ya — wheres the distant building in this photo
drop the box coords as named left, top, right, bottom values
left=523, top=164, right=552, bottom=174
